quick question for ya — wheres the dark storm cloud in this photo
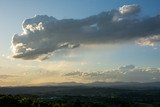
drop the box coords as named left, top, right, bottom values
left=11, top=4, right=160, bottom=60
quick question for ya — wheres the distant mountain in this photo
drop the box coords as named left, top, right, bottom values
left=87, top=81, right=160, bottom=89
left=34, top=81, right=84, bottom=86
left=0, top=82, right=160, bottom=95
left=34, top=81, right=160, bottom=89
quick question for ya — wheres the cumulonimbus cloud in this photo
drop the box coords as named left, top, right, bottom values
left=11, top=4, right=160, bottom=60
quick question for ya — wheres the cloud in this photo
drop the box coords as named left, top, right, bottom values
left=119, top=4, right=140, bottom=16
left=64, top=71, right=82, bottom=76
left=64, top=65, right=160, bottom=82
left=0, top=75, right=18, bottom=79
left=136, top=35, right=160, bottom=46
left=11, top=4, right=160, bottom=60
left=119, top=65, right=135, bottom=71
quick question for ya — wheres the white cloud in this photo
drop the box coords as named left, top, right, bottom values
left=11, top=5, right=160, bottom=60
left=64, top=65, right=160, bottom=82
left=136, top=35, right=160, bottom=46
left=119, top=4, right=140, bottom=15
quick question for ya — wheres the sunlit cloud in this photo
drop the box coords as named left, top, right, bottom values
left=0, top=75, right=18, bottom=79
left=119, top=4, right=140, bottom=15
left=64, top=65, right=160, bottom=82
left=136, top=35, right=160, bottom=46
left=11, top=4, right=160, bottom=60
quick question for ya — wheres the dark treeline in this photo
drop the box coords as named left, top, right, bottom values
left=1, top=86, right=160, bottom=107
left=0, top=94, right=160, bottom=107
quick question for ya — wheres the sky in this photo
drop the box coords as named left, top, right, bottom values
left=0, top=0, right=160, bottom=86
